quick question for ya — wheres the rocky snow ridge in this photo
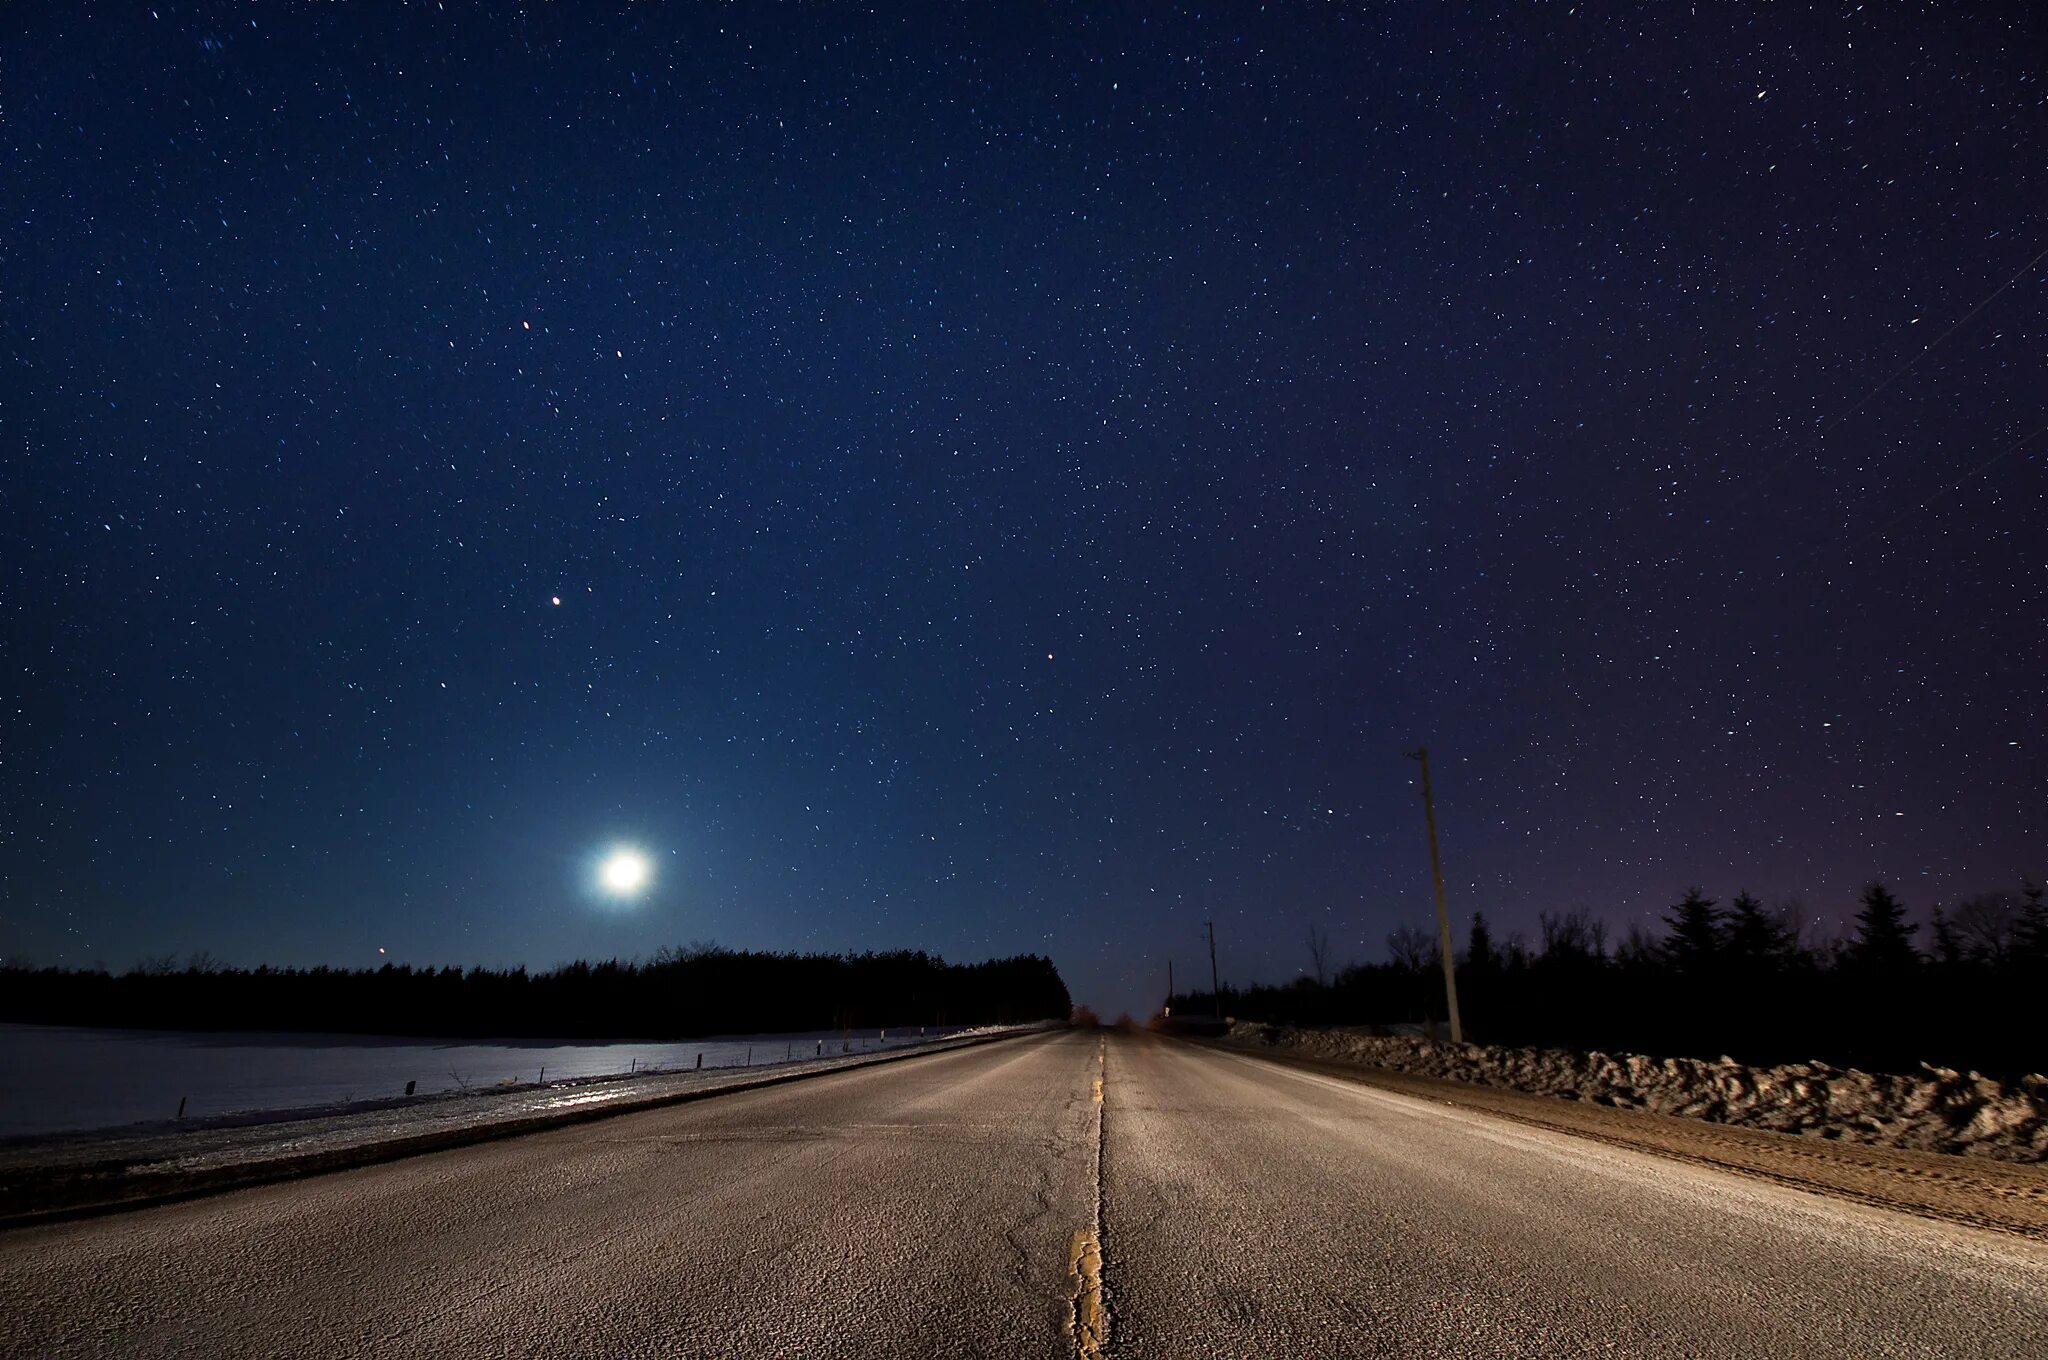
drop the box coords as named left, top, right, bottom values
left=1225, top=1022, right=2048, bottom=1162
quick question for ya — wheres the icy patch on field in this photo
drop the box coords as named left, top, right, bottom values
left=0, top=1023, right=984, bottom=1138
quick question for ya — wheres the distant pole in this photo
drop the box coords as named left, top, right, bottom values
left=1206, top=921, right=1221, bottom=1018
left=1406, top=746, right=1465, bottom=1044
left=1167, top=958, right=1174, bottom=1009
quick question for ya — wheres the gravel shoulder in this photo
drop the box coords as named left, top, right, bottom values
left=1210, top=1038, right=2048, bottom=1241
left=0, top=1023, right=1050, bottom=1226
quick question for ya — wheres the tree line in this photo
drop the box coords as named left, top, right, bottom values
left=1174, top=880, right=2048, bottom=1076
left=0, top=946, right=1073, bottom=1040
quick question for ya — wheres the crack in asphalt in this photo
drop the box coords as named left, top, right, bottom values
left=1000, top=1131, right=1065, bottom=1289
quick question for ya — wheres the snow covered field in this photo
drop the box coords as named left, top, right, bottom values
left=0, top=1023, right=973, bottom=1138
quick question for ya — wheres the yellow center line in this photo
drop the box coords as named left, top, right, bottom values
left=1068, top=1227, right=1106, bottom=1359
left=1068, top=1033, right=1109, bottom=1357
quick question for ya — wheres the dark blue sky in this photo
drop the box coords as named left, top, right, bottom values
left=6, top=4, right=2043, bottom=1015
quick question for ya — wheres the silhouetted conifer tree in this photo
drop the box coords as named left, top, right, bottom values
left=1845, top=882, right=1920, bottom=972
left=1723, top=891, right=1791, bottom=967
left=1928, top=907, right=1964, bottom=967
left=2015, top=879, right=2048, bottom=966
left=1661, top=887, right=1723, bottom=971
left=1465, top=913, right=1498, bottom=972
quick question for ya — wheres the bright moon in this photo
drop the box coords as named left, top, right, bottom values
left=599, top=849, right=650, bottom=895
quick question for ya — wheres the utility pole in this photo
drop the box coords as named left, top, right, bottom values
left=1406, top=746, right=1465, bottom=1044
left=1166, top=958, right=1174, bottom=1010
left=1206, top=921, right=1221, bottom=1019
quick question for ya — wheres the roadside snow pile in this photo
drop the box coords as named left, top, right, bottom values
left=1224, top=1022, right=2048, bottom=1162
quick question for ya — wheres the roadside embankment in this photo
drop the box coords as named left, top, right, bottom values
left=0, top=1023, right=1057, bottom=1226
left=1223, top=1022, right=2048, bottom=1162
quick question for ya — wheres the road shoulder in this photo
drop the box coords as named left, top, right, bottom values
left=1206, top=1039, right=2048, bottom=1241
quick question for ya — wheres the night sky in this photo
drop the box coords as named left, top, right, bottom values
left=6, top=5, right=2043, bottom=1017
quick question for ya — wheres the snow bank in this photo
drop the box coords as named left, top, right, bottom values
left=1224, top=1022, right=2048, bottom=1162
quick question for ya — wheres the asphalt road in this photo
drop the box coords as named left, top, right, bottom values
left=2, top=1029, right=2044, bottom=1358
left=1103, top=1036, right=2047, bottom=1358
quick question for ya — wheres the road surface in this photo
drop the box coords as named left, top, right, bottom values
left=2, top=1029, right=2043, bottom=1357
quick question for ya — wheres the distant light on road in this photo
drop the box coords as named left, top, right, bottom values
left=599, top=848, right=651, bottom=897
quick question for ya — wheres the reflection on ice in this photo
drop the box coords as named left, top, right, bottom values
left=0, top=1024, right=973, bottom=1138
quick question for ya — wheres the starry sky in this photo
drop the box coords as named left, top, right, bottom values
left=6, top=4, right=2043, bottom=1016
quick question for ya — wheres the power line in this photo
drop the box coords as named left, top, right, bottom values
left=1730, top=239, right=2048, bottom=507
left=1809, top=242, right=2048, bottom=440
left=1845, top=420, right=2048, bottom=556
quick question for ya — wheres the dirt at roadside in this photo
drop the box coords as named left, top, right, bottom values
left=1222, top=1043, right=2048, bottom=1241
left=1224, top=1022, right=2048, bottom=1161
